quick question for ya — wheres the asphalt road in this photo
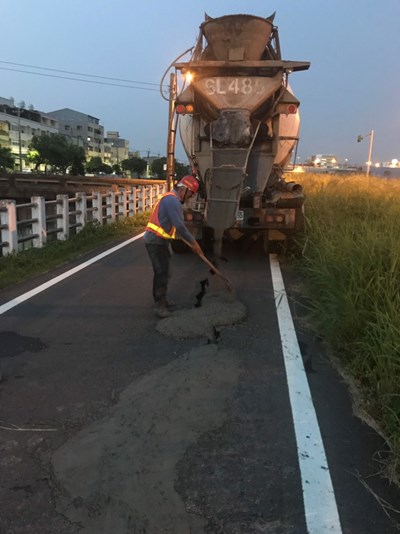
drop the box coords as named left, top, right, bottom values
left=1, top=236, right=400, bottom=533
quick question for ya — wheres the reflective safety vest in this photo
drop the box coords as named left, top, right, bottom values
left=146, top=192, right=177, bottom=240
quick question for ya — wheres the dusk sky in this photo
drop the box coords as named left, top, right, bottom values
left=2, top=0, right=400, bottom=165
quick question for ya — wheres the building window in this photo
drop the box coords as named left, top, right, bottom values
left=64, top=125, right=70, bottom=130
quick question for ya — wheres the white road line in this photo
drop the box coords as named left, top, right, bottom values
left=0, top=233, right=144, bottom=316
left=269, top=254, right=342, bottom=534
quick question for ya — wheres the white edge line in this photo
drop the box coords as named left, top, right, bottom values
left=269, top=254, right=342, bottom=534
left=0, top=233, right=144, bottom=316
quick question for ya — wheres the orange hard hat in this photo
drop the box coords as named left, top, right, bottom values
left=177, top=175, right=199, bottom=193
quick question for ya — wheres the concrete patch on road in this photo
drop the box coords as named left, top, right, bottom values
left=52, top=344, right=241, bottom=533
left=156, top=292, right=247, bottom=340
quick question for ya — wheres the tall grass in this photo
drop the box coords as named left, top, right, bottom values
left=293, top=173, right=400, bottom=473
left=0, top=212, right=150, bottom=290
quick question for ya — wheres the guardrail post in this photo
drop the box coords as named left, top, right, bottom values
left=128, top=187, right=137, bottom=216
left=136, top=186, right=142, bottom=212
left=31, top=196, right=47, bottom=248
left=106, top=191, right=116, bottom=223
left=76, top=192, right=87, bottom=232
left=56, top=194, right=70, bottom=240
left=140, top=186, right=147, bottom=212
left=120, top=189, right=128, bottom=219
left=149, top=185, right=156, bottom=209
left=92, top=192, right=103, bottom=224
left=0, top=199, right=18, bottom=255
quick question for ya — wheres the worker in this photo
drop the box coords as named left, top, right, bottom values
left=144, top=175, right=203, bottom=318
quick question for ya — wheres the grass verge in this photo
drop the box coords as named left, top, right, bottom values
left=290, top=172, right=400, bottom=480
left=0, top=212, right=150, bottom=290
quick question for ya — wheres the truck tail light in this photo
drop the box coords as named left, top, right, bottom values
left=266, top=213, right=286, bottom=223
left=176, top=104, right=194, bottom=115
left=277, top=103, right=298, bottom=115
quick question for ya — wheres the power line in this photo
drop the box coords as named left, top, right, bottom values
left=0, top=60, right=160, bottom=87
left=0, top=66, right=161, bottom=91
left=0, top=66, right=163, bottom=91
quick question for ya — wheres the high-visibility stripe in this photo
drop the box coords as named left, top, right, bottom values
left=146, top=222, right=176, bottom=239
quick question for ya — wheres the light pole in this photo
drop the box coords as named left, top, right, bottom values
left=136, top=148, right=152, bottom=177
left=357, top=129, right=374, bottom=177
left=111, top=139, right=120, bottom=168
left=17, top=107, right=23, bottom=171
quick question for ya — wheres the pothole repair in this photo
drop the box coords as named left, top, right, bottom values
left=156, top=278, right=247, bottom=340
left=51, top=277, right=246, bottom=532
left=52, top=344, right=241, bottom=533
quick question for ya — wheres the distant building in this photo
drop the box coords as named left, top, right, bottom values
left=370, top=164, right=400, bottom=179
left=308, top=154, right=338, bottom=168
left=47, top=108, right=104, bottom=160
left=104, top=131, right=129, bottom=166
left=127, top=151, right=161, bottom=178
left=0, top=98, right=58, bottom=171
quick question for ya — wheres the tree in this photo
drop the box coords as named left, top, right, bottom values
left=121, top=156, right=147, bottom=177
left=0, top=146, right=15, bottom=173
left=29, top=133, right=85, bottom=174
left=151, top=157, right=191, bottom=180
left=86, top=157, right=112, bottom=175
left=69, top=146, right=86, bottom=176
left=175, top=160, right=191, bottom=180
left=112, top=163, right=122, bottom=175
left=151, top=157, right=167, bottom=179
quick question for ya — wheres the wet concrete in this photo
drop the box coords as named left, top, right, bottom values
left=157, top=275, right=247, bottom=342
left=156, top=294, right=247, bottom=341
left=51, top=279, right=249, bottom=533
left=52, top=345, right=241, bottom=533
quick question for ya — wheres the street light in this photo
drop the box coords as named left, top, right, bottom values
left=17, top=107, right=23, bottom=171
left=357, top=129, right=374, bottom=177
left=136, top=148, right=152, bottom=178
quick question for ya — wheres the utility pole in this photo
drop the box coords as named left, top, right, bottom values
left=146, top=148, right=150, bottom=178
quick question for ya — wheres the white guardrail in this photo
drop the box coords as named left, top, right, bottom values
left=0, top=184, right=167, bottom=256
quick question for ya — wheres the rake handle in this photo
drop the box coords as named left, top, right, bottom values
left=180, top=238, right=234, bottom=292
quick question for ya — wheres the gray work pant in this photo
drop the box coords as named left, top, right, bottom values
left=145, top=242, right=171, bottom=304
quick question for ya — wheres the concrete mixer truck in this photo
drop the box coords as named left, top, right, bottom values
left=162, top=12, right=310, bottom=258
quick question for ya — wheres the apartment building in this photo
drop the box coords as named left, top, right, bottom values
left=0, top=97, right=59, bottom=171
left=0, top=98, right=133, bottom=171
left=46, top=108, right=104, bottom=160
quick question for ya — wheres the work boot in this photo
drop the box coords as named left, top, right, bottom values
left=154, top=301, right=172, bottom=318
